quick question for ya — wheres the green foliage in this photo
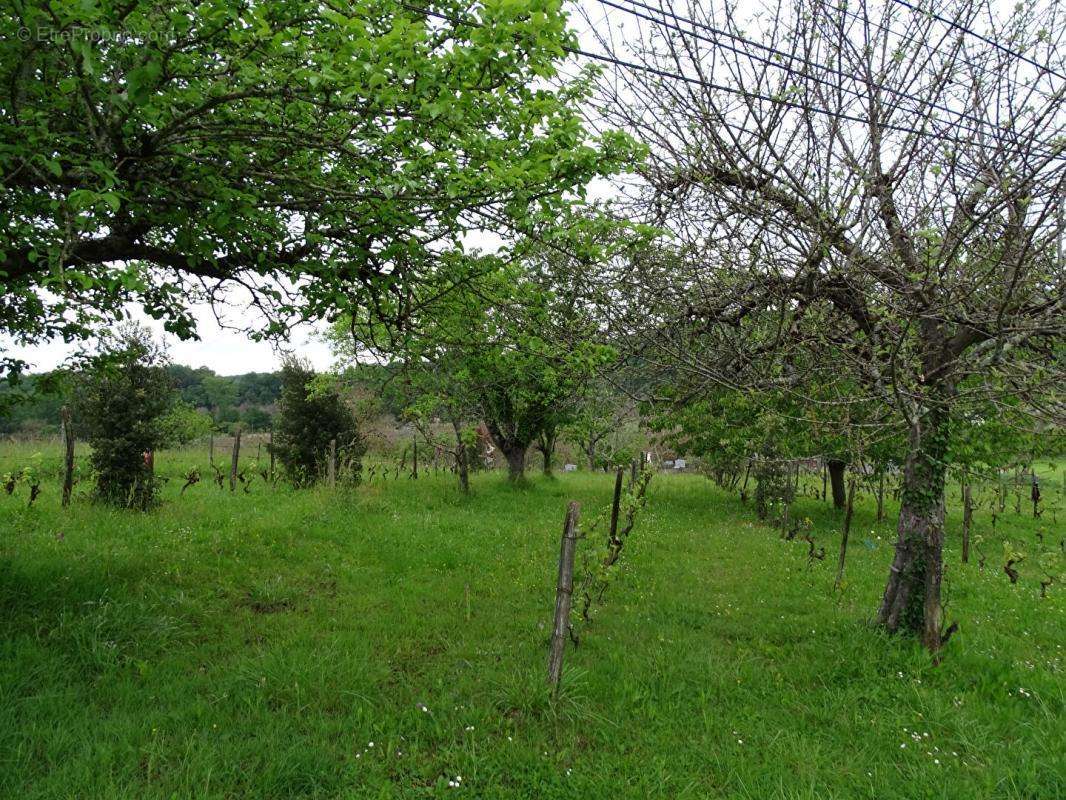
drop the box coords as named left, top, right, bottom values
left=240, top=407, right=273, bottom=432
left=158, top=402, right=214, bottom=447
left=1, top=0, right=635, bottom=377
left=72, top=326, right=173, bottom=509
left=271, top=358, right=365, bottom=487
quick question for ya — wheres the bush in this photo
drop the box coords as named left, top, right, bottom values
left=74, top=326, right=172, bottom=509
left=270, top=358, right=365, bottom=486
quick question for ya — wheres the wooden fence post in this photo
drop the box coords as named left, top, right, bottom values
left=962, top=483, right=973, bottom=564
left=412, top=437, right=418, bottom=479
left=209, top=434, right=214, bottom=465
left=269, top=429, right=275, bottom=481
left=608, top=468, right=624, bottom=548
left=229, top=428, right=241, bottom=492
left=328, top=438, right=337, bottom=487
left=834, top=478, right=857, bottom=590
left=547, top=501, right=580, bottom=693
left=60, top=406, right=75, bottom=507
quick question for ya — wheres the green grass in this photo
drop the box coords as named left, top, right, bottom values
left=1, top=443, right=1063, bottom=798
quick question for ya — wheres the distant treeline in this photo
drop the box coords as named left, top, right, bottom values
left=1, top=365, right=283, bottom=436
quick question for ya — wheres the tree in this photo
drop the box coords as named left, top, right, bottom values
left=159, top=401, right=214, bottom=446
left=333, top=248, right=614, bottom=483
left=271, top=358, right=365, bottom=487
left=464, top=267, right=612, bottom=481
left=73, top=326, right=173, bottom=509
left=1, top=0, right=635, bottom=380
left=592, top=0, right=1065, bottom=652
left=201, top=375, right=238, bottom=422
left=564, top=381, right=637, bottom=470
left=241, top=407, right=273, bottom=433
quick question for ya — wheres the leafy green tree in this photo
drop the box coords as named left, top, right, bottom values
left=158, top=401, right=214, bottom=447
left=271, top=358, right=365, bottom=486
left=73, top=326, right=172, bottom=509
left=241, top=407, right=273, bottom=433
left=201, top=375, right=238, bottom=422
left=1, top=0, right=634, bottom=381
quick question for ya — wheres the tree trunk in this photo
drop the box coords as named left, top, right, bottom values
left=876, top=411, right=949, bottom=654
left=585, top=443, right=596, bottom=471
left=503, top=445, right=527, bottom=481
left=538, top=428, right=557, bottom=477
left=451, top=421, right=470, bottom=494
left=827, top=459, right=847, bottom=509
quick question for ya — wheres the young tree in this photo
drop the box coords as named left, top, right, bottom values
left=333, top=250, right=614, bottom=483
left=271, top=358, right=365, bottom=487
left=592, top=0, right=1065, bottom=652
left=74, top=326, right=173, bottom=509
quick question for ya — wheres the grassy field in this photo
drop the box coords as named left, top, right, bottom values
left=1, top=443, right=1063, bottom=799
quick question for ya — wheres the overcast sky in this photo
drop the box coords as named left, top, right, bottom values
left=2, top=308, right=334, bottom=376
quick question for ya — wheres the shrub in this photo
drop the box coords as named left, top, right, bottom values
left=74, top=326, right=172, bottom=509
left=270, top=358, right=365, bottom=486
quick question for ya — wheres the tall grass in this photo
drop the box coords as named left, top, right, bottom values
left=1, top=442, right=1063, bottom=798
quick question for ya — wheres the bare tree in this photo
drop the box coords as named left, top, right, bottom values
left=584, top=0, right=1065, bottom=653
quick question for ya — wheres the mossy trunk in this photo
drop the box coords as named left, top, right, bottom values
left=876, top=408, right=949, bottom=654
left=503, top=445, right=527, bottom=482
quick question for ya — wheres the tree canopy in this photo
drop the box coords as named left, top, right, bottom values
left=1, top=0, right=635, bottom=379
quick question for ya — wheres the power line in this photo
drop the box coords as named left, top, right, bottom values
left=888, top=0, right=1066, bottom=81
left=398, top=1, right=1062, bottom=159
left=593, top=0, right=1047, bottom=153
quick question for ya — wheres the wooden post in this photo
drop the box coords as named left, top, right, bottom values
left=962, top=484, right=973, bottom=564
left=547, top=501, right=580, bottom=693
left=209, top=434, right=214, bottom=465
left=412, top=437, right=418, bottom=479
left=608, top=468, right=624, bottom=547
left=268, top=429, right=275, bottom=481
left=229, top=428, right=241, bottom=492
left=328, top=438, right=337, bottom=487
left=60, top=406, right=75, bottom=507
left=834, top=478, right=857, bottom=590
left=822, top=462, right=828, bottom=502
left=876, top=470, right=885, bottom=522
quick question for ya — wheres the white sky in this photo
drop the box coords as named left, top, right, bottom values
left=2, top=307, right=334, bottom=376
